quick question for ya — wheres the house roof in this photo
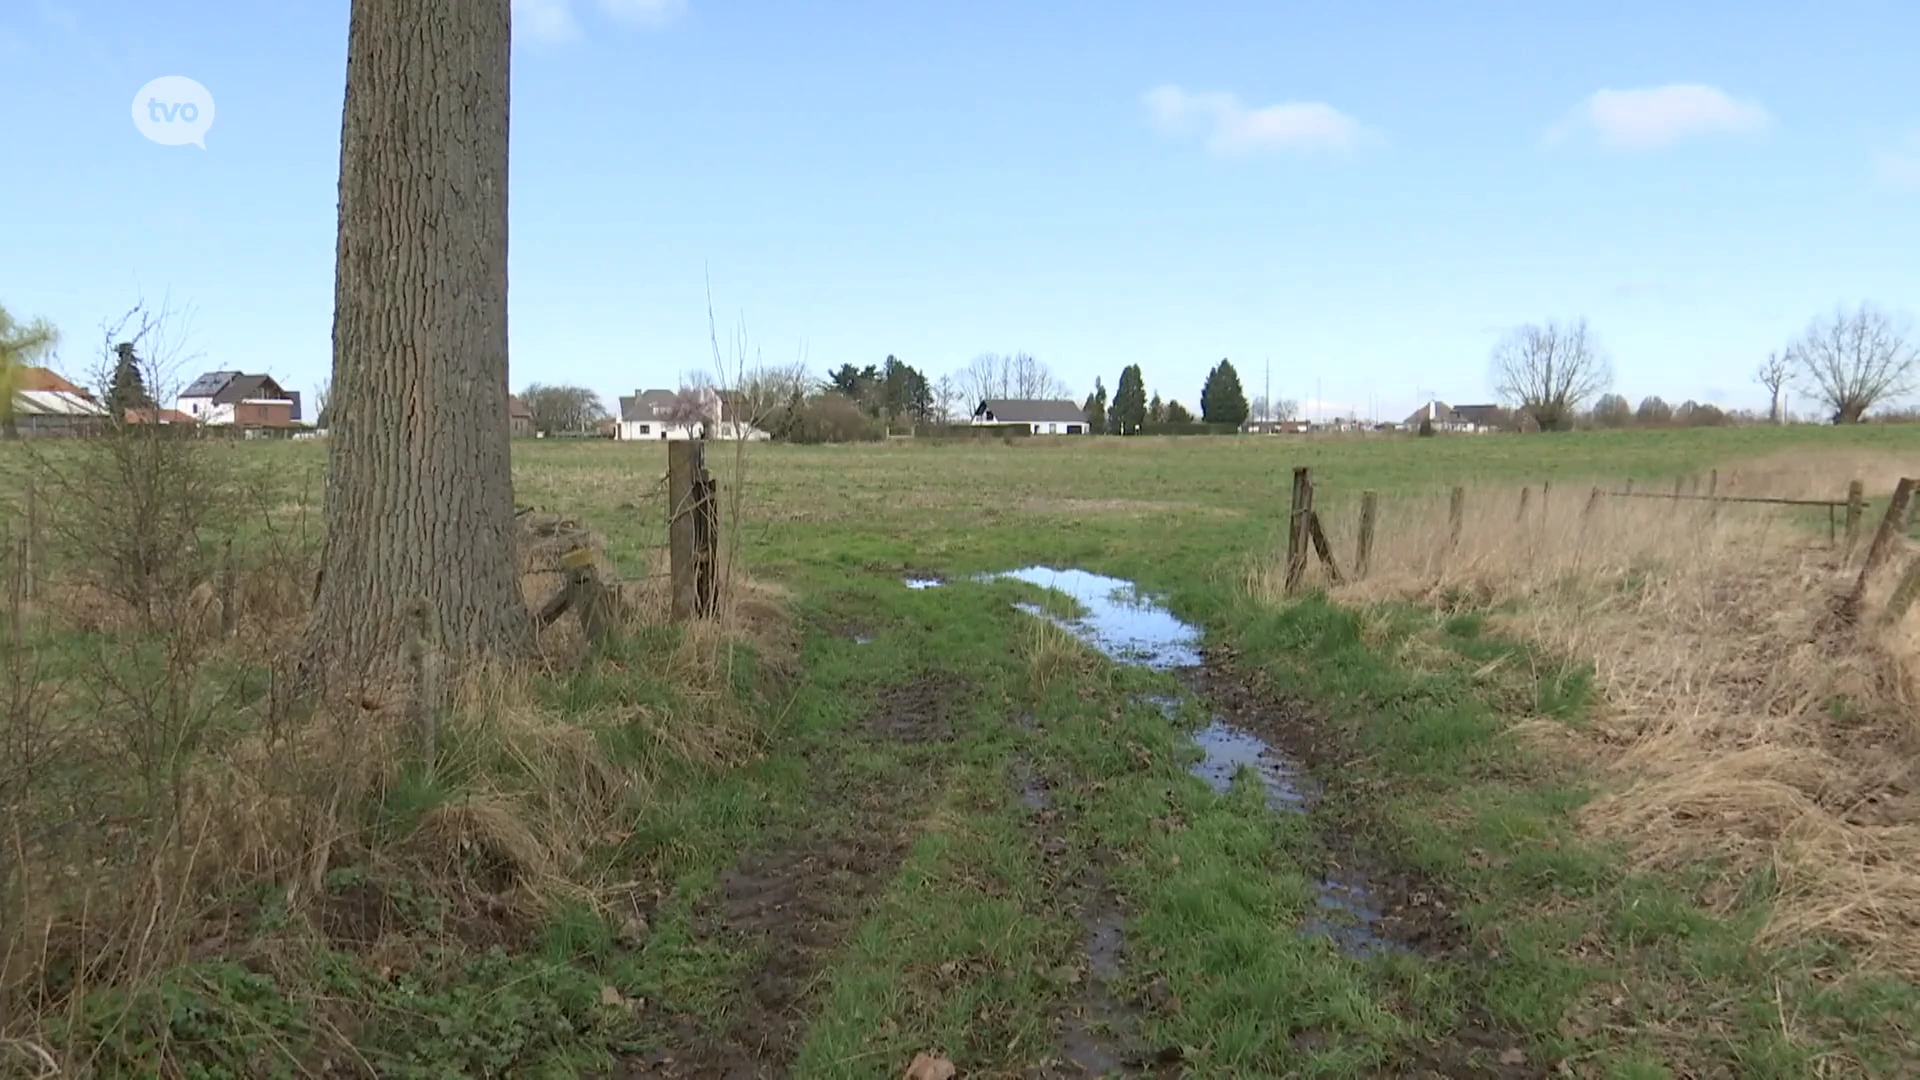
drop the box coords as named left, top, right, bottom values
left=18, top=367, right=92, bottom=397
left=181, top=371, right=240, bottom=398
left=1451, top=404, right=1507, bottom=426
left=618, top=389, right=678, bottom=422
left=213, top=373, right=286, bottom=404
left=125, top=407, right=197, bottom=424
left=1403, top=401, right=1455, bottom=426
left=508, top=394, right=533, bottom=419
left=976, top=399, right=1087, bottom=424
left=14, top=389, right=107, bottom=417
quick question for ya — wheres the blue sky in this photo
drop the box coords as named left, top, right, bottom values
left=3, top=0, right=1916, bottom=422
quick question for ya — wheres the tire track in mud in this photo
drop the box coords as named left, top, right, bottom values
left=1012, top=719, right=1180, bottom=1080
left=621, top=676, right=961, bottom=1079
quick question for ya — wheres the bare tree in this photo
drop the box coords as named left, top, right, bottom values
left=304, top=0, right=529, bottom=688
left=1009, top=352, right=1069, bottom=399
left=931, top=375, right=965, bottom=423
left=956, top=351, right=1069, bottom=407
left=958, top=353, right=1009, bottom=407
left=664, top=385, right=722, bottom=437
left=1754, top=351, right=1793, bottom=425
left=1787, top=303, right=1917, bottom=424
left=1489, top=317, right=1613, bottom=432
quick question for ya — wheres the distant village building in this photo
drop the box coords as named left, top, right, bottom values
left=176, top=371, right=303, bottom=432
left=615, top=387, right=769, bottom=441
left=11, top=367, right=107, bottom=437
left=1403, top=400, right=1508, bottom=434
left=969, top=399, right=1088, bottom=435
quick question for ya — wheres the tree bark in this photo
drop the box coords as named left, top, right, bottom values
left=303, top=0, right=530, bottom=692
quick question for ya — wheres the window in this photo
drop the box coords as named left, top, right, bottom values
left=636, top=423, right=650, bottom=434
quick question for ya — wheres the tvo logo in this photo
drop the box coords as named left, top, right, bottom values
left=132, top=76, right=215, bottom=148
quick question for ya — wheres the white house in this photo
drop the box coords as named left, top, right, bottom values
left=176, top=371, right=303, bottom=429
left=1403, top=400, right=1507, bottom=434
left=970, top=399, right=1089, bottom=435
left=616, top=387, right=770, bottom=442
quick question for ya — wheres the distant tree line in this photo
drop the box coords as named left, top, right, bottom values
left=1083, top=358, right=1251, bottom=435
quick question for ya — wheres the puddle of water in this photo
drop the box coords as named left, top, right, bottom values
left=1189, top=718, right=1314, bottom=812
left=903, top=576, right=943, bottom=590
left=1303, top=875, right=1400, bottom=957
left=1001, top=565, right=1396, bottom=961
left=993, top=567, right=1201, bottom=669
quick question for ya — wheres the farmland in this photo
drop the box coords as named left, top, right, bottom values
left=4, top=423, right=1920, bottom=1078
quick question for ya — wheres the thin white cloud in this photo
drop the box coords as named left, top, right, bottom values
left=1143, top=85, right=1374, bottom=156
left=516, top=0, right=581, bottom=42
left=599, top=0, right=687, bottom=27
left=515, top=0, right=683, bottom=44
left=1544, top=83, right=1771, bottom=151
left=1875, top=134, right=1920, bottom=191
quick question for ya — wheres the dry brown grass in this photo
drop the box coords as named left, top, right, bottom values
left=1250, top=447, right=1920, bottom=976
left=0, top=485, right=790, bottom=1067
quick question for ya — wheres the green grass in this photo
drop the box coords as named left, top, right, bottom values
left=6, top=424, right=1920, bottom=1077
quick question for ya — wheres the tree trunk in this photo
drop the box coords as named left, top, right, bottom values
left=303, top=0, right=530, bottom=692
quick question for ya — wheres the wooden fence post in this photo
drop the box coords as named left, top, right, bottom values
left=1541, top=480, right=1551, bottom=519
left=1708, top=469, right=1719, bottom=498
left=669, top=440, right=719, bottom=620
left=1843, top=477, right=1917, bottom=621
left=1517, top=486, right=1531, bottom=522
left=1624, top=478, right=1635, bottom=496
left=1285, top=466, right=1312, bottom=594
left=1356, top=490, right=1377, bottom=580
left=1448, top=486, right=1465, bottom=553
left=1307, top=510, right=1344, bottom=584
left=1672, top=476, right=1685, bottom=498
left=1844, top=479, right=1866, bottom=555
left=1584, top=486, right=1601, bottom=520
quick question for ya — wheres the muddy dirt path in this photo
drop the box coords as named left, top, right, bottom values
left=983, top=567, right=1543, bottom=1079
left=621, top=678, right=961, bottom=1079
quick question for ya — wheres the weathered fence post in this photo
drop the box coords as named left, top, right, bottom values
left=1356, top=490, right=1377, bottom=580
left=1673, top=476, right=1685, bottom=498
left=1285, top=466, right=1312, bottom=594
left=1517, top=486, right=1531, bottom=522
left=669, top=440, right=720, bottom=619
left=1447, top=486, right=1465, bottom=553
left=1584, top=486, right=1602, bottom=520
left=1844, top=479, right=1866, bottom=555
left=1881, top=553, right=1920, bottom=626
left=1708, top=469, right=1719, bottom=498
left=1307, top=509, right=1344, bottom=584
left=1624, top=478, right=1635, bottom=496
left=1541, top=480, right=1551, bottom=519
left=1843, top=477, right=1917, bottom=621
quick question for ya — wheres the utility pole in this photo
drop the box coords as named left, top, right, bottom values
left=1263, top=358, right=1271, bottom=423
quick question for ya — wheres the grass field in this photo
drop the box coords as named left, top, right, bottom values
left=4, top=424, right=1920, bottom=1078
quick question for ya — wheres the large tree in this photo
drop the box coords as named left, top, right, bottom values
left=1110, top=365, right=1147, bottom=435
left=104, top=341, right=155, bottom=419
left=1199, top=358, right=1250, bottom=426
left=519, top=382, right=609, bottom=434
left=1635, top=396, right=1672, bottom=425
left=1754, top=351, right=1793, bottom=425
left=957, top=352, right=1069, bottom=407
left=1489, top=317, right=1612, bottom=432
left=1589, top=392, right=1632, bottom=428
left=1787, top=303, right=1916, bottom=424
left=0, top=304, right=60, bottom=439
left=1164, top=400, right=1194, bottom=424
left=1082, top=378, right=1107, bottom=435
left=305, top=0, right=530, bottom=688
